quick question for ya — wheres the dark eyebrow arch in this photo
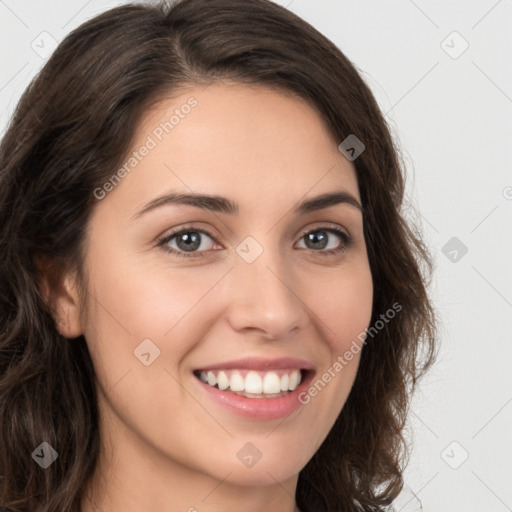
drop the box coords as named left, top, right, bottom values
left=130, top=189, right=363, bottom=221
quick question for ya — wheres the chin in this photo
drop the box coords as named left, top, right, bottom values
left=198, top=443, right=311, bottom=487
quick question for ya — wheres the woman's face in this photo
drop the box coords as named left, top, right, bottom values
left=68, top=83, right=373, bottom=491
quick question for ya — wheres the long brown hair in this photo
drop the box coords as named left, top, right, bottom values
left=0, top=1, right=438, bottom=510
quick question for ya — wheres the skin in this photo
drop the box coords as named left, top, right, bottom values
left=44, top=82, right=373, bottom=512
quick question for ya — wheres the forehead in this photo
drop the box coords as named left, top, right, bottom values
left=97, top=82, right=360, bottom=219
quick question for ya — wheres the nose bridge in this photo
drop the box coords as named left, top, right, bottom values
left=226, top=234, right=307, bottom=338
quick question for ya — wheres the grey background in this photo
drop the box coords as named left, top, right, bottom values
left=1, top=1, right=511, bottom=511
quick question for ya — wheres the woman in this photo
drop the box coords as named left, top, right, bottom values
left=0, top=0, right=438, bottom=511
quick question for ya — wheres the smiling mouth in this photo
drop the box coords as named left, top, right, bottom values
left=193, top=368, right=309, bottom=399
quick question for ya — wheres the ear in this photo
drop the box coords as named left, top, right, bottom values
left=35, top=255, right=84, bottom=338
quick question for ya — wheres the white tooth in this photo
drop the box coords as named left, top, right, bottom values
left=280, top=373, right=289, bottom=391
left=217, top=371, right=229, bottom=390
left=244, top=371, right=263, bottom=394
left=199, top=371, right=208, bottom=383
left=288, top=369, right=301, bottom=390
left=207, top=371, right=217, bottom=387
left=230, top=372, right=245, bottom=392
left=263, top=372, right=281, bottom=394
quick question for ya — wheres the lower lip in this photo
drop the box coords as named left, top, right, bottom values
left=195, top=371, right=314, bottom=420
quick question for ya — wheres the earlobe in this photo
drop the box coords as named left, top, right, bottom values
left=35, top=256, right=84, bottom=339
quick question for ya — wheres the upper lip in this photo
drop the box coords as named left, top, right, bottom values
left=195, top=357, right=315, bottom=372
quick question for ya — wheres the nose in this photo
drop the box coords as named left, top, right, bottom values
left=224, top=241, right=309, bottom=340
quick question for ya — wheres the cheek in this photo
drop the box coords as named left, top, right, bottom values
left=80, top=251, right=236, bottom=417
left=297, top=263, right=372, bottom=429
left=310, top=262, right=373, bottom=350
left=83, top=249, right=216, bottom=347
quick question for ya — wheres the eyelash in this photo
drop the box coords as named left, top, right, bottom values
left=156, top=225, right=353, bottom=259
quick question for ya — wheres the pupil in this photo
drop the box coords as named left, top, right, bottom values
left=178, top=232, right=200, bottom=251
left=307, top=231, right=327, bottom=249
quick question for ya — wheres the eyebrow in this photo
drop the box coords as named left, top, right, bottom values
left=130, top=189, right=363, bottom=221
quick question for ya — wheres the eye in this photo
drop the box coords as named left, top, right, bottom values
left=157, top=225, right=353, bottom=259
left=296, top=227, right=352, bottom=256
left=157, top=228, right=217, bottom=258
